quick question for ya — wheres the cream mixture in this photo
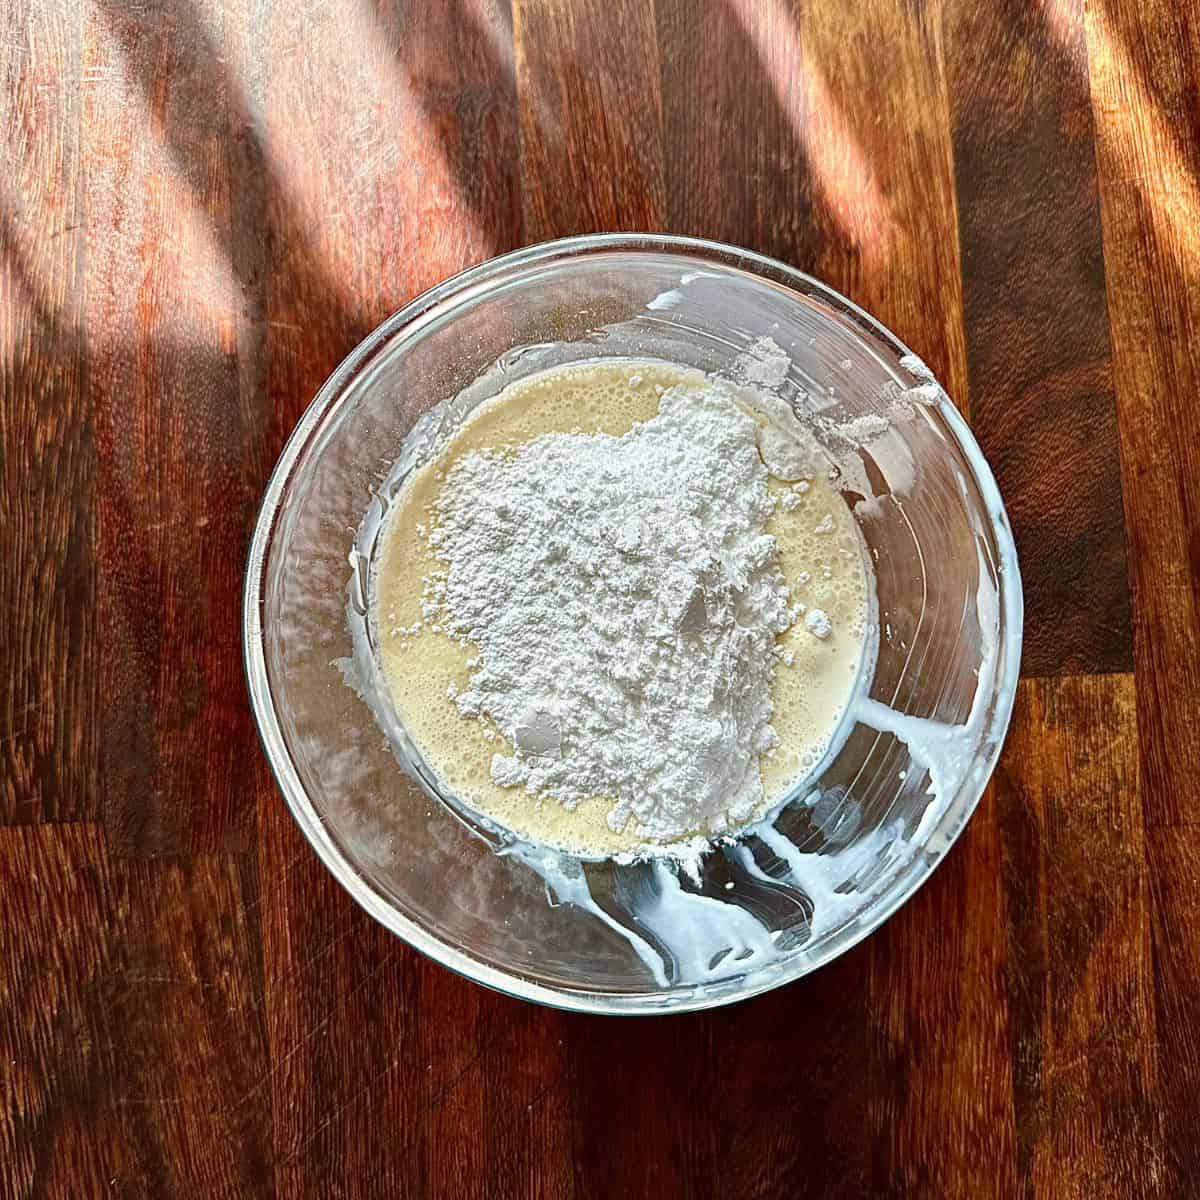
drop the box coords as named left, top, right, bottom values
left=371, top=358, right=872, bottom=858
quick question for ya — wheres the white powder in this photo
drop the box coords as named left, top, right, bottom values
left=734, top=335, right=792, bottom=389
left=838, top=413, right=891, bottom=445
left=426, top=385, right=795, bottom=842
left=804, top=608, right=833, bottom=640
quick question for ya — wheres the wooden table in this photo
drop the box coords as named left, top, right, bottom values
left=4, top=0, right=1198, bottom=1195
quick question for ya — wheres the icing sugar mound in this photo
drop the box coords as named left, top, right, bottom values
left=429, top=385, right=795, bottom=843
left=804, top=608, right=833, bottom=640
left=734, top=335, right=792, bottom=389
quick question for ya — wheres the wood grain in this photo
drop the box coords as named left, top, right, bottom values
left=1, top=0, right=97, bottom=825
left=85, top=0, right=267, bottom=856
left=655, top=0, right=820, bottom=279
left=864, top=810, right=1017, bottom=1197
left=1086, top=0, right=1200, bottom=827
left=262, top=0, right=523, bottom=432
left=514, top=0, right=666, bottom=239
left=257, top=826, right=426, bottom=1195
left=548, top=946, right=880, bottom=1200
left=4, top=0, right=1200, bottom=1194
left=996, top=674, right=1163, bottom=1198
left=1086, top=1, right=1200, bottom=1186
left=657, top=0, right=972, bottom=405
left=944, top=0, right=1133, bottom=679
left=1146, top=828, right=1200, bottom=1189
left=0, top=823, right=271, bottom=1196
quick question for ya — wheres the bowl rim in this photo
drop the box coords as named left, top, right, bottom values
left=243, top=232, right=1024, bottom=1015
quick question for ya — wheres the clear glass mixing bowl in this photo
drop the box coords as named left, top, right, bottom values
left=244, top=234, right=1022, bottom=1014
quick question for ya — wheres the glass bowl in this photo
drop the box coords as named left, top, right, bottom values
left=244, top=234, right=1022, bottom=1014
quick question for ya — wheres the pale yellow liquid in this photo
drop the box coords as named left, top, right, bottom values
left=373, top=360, right=871, bottom=856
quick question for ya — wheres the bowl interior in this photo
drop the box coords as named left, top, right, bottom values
left=247, top=236, right=1021, bottom=1013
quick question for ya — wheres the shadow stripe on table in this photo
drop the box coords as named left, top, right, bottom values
left=944, top=0, right=1133, bottom=680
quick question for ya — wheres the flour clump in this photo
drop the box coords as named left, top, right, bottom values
left=427, top=385, right=795, bottom=842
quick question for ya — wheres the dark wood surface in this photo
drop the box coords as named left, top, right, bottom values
left=3, top=0, right=1198, bottom=1195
